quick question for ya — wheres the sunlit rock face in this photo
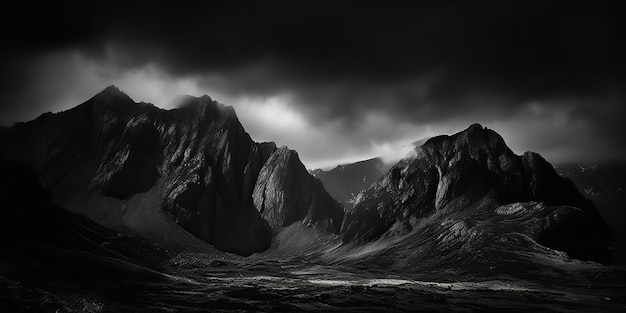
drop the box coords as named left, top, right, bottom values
left=252, top=147, right=344, bottom=233
left=341, top=124, right=610, bottom=261
left=0, top=86, right=343, bottom=256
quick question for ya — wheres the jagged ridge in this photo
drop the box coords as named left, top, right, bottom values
left=0, top=86, right=343, bottom=256
left=340, top=124, right=610, bottom=261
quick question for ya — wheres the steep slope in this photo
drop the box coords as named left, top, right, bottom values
left=0, top=86, right=342, bottom=256
left=252, top=148, right=343, bottom=232
left=340, top=124, right=610, bottom=262
left=0, top=153, right=168, bottom=287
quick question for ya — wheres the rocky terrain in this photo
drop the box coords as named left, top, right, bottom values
left=341, top=124, right=611, bottom=262
left=0, top=86, right=342, bottom=256
left=1, top=89, right=624, bottom=312
left=314, top=135, right=626, bottom=248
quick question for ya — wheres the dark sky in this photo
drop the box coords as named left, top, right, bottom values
left=1, top=1, right=625, bottom=168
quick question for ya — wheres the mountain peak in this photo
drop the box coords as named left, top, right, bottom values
left=454, top=123, right=507, bottom=154
left=87, top=85, right=136, bottom=111
left=0, top=87, right=344, bottom=256
left=341, top=124, right=609, bottom=261
left=102, top=84, right=122, bottom=93
left=173, top=94, right=235, bottom=118
left=96, top=85, right=130, bottom=99
left=466, top=122, right=484, bottom=132
left=422, top=123, right=508, bottom=160
left=174, top=94, right=215, bottom=107
left=456, top=123, right=501, bottom=142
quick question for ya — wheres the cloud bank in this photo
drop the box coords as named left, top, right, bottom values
left=1, top=1, right=624, bottom=168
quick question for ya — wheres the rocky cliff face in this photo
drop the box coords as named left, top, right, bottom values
left=252, top=148, right=343, bottom=233
left=0, top=86, right=343, bottom=256
left=341, top=124, right=610, bottom=261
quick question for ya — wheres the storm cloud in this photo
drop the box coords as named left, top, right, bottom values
left=1, top=1, right=624, bottom=168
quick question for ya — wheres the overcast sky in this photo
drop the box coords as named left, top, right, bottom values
left=1, top=1, right=624, bottom=169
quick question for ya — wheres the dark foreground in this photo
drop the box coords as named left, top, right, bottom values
left=2, top=248, right=625, bottom=313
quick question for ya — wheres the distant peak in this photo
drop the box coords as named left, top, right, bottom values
left=80, top=85, right=138, bottom=114
left=172, top=94, right=240, bottom=120
left=423, top=123, right=508, bottom=157
left=466, top=123, right=485, bottom=132
left=199, top=94, right=214, bottom=102
left=103, top=84, right=121, bottom=93
left=92, top=85, right=133, bottom=102
left=97, top=85, right=128, bottom=98
left=458, top=123, right=503, bottom=144
left=173, top=94, right=216, bottom=108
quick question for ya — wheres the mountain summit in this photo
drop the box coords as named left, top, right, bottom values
left=0, top=92, right=622, bottom=311
left=0, top=87, right=613, bottom=264
left=340, top=124, right=610, bottom=262
left=0, top=87, right=343, bottom=256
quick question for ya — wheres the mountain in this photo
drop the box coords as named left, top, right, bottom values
left=252, top=148, right=344, bottom=232
left=313, top=134, right=625, bottom=249
left=340, top=124, right=610, bottom=262
left=310, top=158, right=388, bottom=207
left=0, top=152, right=170, bottom=292
left=1, top=96, right=624, bottom=311
left=310, top=139, right=429, bottom=207
left=0, top=86, right=342, bottom=256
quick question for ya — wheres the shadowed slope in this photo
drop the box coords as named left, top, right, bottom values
left=0, top=153, right=169, bottom=288
left=341, top=124, right=610, bottom=262
left=0, top=86, right=343, bottom=256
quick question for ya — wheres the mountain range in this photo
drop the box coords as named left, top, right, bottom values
left=0, top=86, right=342, bottom=256
left=0, top=86, right=623, bottom=311
left=313, top=142, right=626, bottom=244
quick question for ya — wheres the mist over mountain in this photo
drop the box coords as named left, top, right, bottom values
left=1, top=88, right=624, bottom=312
left=314, top=145, right=626, bottom=244
left=310, top=138, right=429, bottom=207
left=341, top=124, right=610, bottom=261
left=0, top=86, right=342, bottom=256
left=3, top=2, right=625, bottom=169
left=2, top=1, right=625, bottom=310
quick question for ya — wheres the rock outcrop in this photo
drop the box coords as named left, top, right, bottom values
left=0, top=86, right=343, bottom=256
left=341, top=124, right=610, bottom=261
left=252, top=147, right=343, bottom=233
